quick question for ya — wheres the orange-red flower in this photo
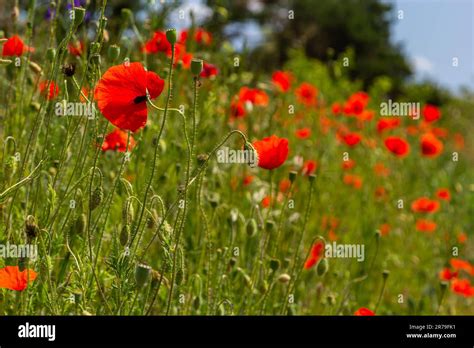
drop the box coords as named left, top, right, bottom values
left=302, top=160, right=317, bottom=176
left=374, top=163, right=390, bottom=177
left=194, top=28, right=212, bottom=45
left=379, top=223, right=391, bottom=236
left=436, top=188, right=451, bottom=201
left=144, top=31, right=171, bottom=54
left=94, top=62, right=164, bottom=132
left=2, top=35, right=31, bottom=56
left=344, top=92, right=369, bottom=116
left=39, top=80, right=60, bottom=100
left=354, top=307, right=375, bottom=316
left=343, top=174, right=363, bottom=189
left=420, top=133, right=443, bottom=157
left=200, top=62, right=218, bottom=78
left=304, top=240, right=325, bottom=269
left=342, top=159, right=356, bottom=170
left=101, top=128, right=136, bottom=152
left=0, top=266, right=37, bottom=291
left=279, top=178, right=291, bottom=193
left=331, top=102, right=342, bottom=114
left=238, top=87, right=269, bottom=107
left=384, top=136, right=410, bottom=157
left=451, top=278, right=474, bottom=297
left=342, top=132, right=362, bottom=147
left=252, top=135, right=289, bottom=170
left=439, top=267, right=458, bottom=281
left=243, top=175, right=254, bottom=186
left=377, top=118, right=400, bottom=134
left=230, top=100, right=246, bottom=119
left=422, top=104, right=441, bottom=123
left=295, top=82, right=317, bottom=106
left=450, top=258, right=474, bottom=276
left=411, top=197, right=440, bottom=213
left=261, top=195, right=272, bottom=208
left=272, top=71, right=292, bottom=92
left=295, top=127, right=311, bottom=139
left=415, top=219, right=437, bottom=233
left=68, top=40, right=85, bottom=56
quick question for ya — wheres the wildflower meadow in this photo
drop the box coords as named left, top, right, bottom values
left=0, top=0, right=473, bottom=319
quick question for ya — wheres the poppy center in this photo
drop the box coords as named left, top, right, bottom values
left=134, top=95, right=148, bottom=104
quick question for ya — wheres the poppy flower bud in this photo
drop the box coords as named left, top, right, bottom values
left=73, top=214, right=86, bottom=235
left=90, top=53, right=101, bottom=65
left=269, top=258, right=280, bottom=272
left=317, top=258, right=329, bottom=276
left=135, top=263, right=151, bottom=289
left=243, top=142, right=259, bottom=168
left=108, top=44, right=120, bottom=61
left=176, top=268, right=184, bottom=285
left=278, top=273, right=291, bottom=283
left=193, top=295, right=202, bottom=310
left=25, top=215, right=39, bottom=241
left=90, top=186, right=103, bottom=211
left=122, top=201, right=134, bottom=225
left=246, top=218, right=258, bottom=237
left=265, top=220, right=276, bottom=232
left=120, top=224, right=129, bottom=246
left=289, top=170, right=297, bottom=183
left=62, top=63, right=76, bottom=77
left=46, top=48, right=56, bottom=62
left=166, top=29, right=177, bottom=45
left=73, top=7, right=86, bottom=28
left=191, top=58, right=203, bottom=76
left=3, top=156, right=17, bottom=180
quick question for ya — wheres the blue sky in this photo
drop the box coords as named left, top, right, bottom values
left=387, top=0, right=473, bottom=93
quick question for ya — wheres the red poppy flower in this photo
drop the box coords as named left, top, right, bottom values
left=0, top=266, right=37, bottom=291
left=344, top=92, right=369, bottom=115
left=272, top=71, right=292, bottom=92
left=304, top=240, right=325, bottom=269
left=302, top=160, right=317, bottom=176
left=450, top=258, right=474, bottom=276
left=261, top=195, right=272, bottom=208
left=374, top=163, right=390, bottom=177
left=295, top=82, right=317, bottom=106
left=39, top=80, right=60, bottom=100
left=354, top=307, right=375, bottom=316
left=384, top=136, right=410, bottom=157
left=230, top=100, right=246, bottom=119
left=379, top=223, right=391, bottom=236
left=279, top=178, right=291, bottom=193
left=377, top=118, right=400, bottom=133
left=331, top=102, right=342, bottom=114
left=238, top=87, right=269, bottom=106
left=2, top=35, right=31, bottom=56
left=451, top=278, right=474, bottom=297
left=94, top=62, right=164, bottom=132
left=143, top=31, right=171, bottom=54
left=457, top=232, right=467, bottom=244
left=420, top=133, right=443, bottom=157
left=453, top=133, right=465, bottom=150
left=200, top=63, right=218, bottom=78
left=101, top=128, right=136, bottom=152
left=195, top=28, right=212, bottom=45
left=68, top=40, right=85, bottom=56
left=342, top=159, right=356, bottom=170
left=342, top=132, right=362, bottom=147
left=439, top=268, right=458, bottom=281
left=436, top=188, right=451, bottom=201
left=243, top=175, right=254, bottom=186
left=415, top=219, right=437, bottom=233
left=422, top=104, right=441, bottom=123
left=252, top=135, right=289, bottom=170
left=411, top=197, right=440, bottom=213
left=343, top=174, right=363, bottom=189
left=295, top=127, right=311, bottom=139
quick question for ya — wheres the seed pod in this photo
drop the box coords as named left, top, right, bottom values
left=278, top=273, right=291, bottom=283
left=73, top=7, right=86, bottom=28
left=382, top=270, right=390, bottom=279
left=25, top=215, right=39, bottom=241
left=190, top=58, right=203, bottom=76
left=265, top=220, right=276, bottom=232
left=73, top=214, right=87, bottom=235
left=135, top=263, right=151, bottom=289
left=146, top=208, right=158, bottom=229
left=62, top=63, right=76, bottom=77
left=193, top=295, right=201, bottom=310
left=197, top=153, right=209, bottom=166
left=289, top=170, right=297, bottom=183
left=89, top=186, right=103, bottom=211
left=166, top=28, right=177, bottom=45
left=246, top=218, right=257, bottom=237
left=108, top=44, right=120, bottom=61
left=309, top=174, right=316, bottom=182
left=46, top=48, right=56, bottom=61
left=119, top=224, right=129, bottom=246
left=317, top=258, right=329, bottom=276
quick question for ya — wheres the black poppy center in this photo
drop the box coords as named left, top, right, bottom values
left=134, top=95, right=148, bottom=104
